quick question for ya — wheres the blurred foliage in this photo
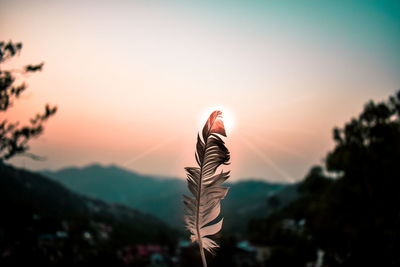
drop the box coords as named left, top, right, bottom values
left=248, top=91, right=400, bottom=266
left=0, top=163, right=178, bottom=266
left=0, top=40, right=57, bottom=160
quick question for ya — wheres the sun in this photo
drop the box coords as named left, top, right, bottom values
left=199, top=106, right=235, bottom=135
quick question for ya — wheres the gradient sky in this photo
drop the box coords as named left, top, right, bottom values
left=1, top=0, right=400, bottom=182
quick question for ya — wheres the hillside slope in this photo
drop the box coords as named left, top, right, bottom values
left=42, top=164, right=299, bottom=232
left=0, top=162, right=177, bottom=266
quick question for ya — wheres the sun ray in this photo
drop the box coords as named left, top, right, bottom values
left=238, top=134, right=295, bottom=183
left=243, top=131, right=304, bottom=159
left=123, top=135, right=180, bottom=167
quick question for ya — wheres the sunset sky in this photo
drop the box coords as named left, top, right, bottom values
left=2, top=0, right=400, bottom=182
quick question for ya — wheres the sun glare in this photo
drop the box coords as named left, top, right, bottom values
left=199, top=106, right=235, bottom=135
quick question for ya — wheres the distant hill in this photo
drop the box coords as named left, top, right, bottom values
left=0, top=162, right=177, bottom=266
left=41, top=164, right=299, bottom=233
left=224, top=180, right=300, bottom=232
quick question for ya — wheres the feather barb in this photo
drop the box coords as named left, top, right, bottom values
left=183, top=110, right=231, bottom=267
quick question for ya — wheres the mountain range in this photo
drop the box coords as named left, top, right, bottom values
left=41, top=164, right=300, bottom=233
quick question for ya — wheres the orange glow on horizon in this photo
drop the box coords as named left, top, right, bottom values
left=2, top=1, right=399, bottom=182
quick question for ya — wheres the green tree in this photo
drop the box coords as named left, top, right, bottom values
left=0, top=41, right=57, bottom=160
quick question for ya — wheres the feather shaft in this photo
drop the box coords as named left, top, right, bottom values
left=183, top=110, right=230, bottom=267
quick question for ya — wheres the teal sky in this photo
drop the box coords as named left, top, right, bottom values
left=189, top=0, right=400, bottom=72
left=1, top=0, right=400, bottom=182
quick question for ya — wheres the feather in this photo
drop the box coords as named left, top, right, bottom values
left=183, top=110, right=230, bottom=267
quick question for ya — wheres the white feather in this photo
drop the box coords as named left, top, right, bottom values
left=183, top=110, right=231, bottom=259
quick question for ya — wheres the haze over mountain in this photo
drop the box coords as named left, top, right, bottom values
left=41, top=164, right=300, bottom=232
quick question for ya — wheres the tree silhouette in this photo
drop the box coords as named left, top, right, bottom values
left=320, top=91, right=400, bottom=265
left=327, top=91, right=400, bottom=193
left=0, top=41, right=57, bottom=160
left=248, top=91, right=400, bottom=266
